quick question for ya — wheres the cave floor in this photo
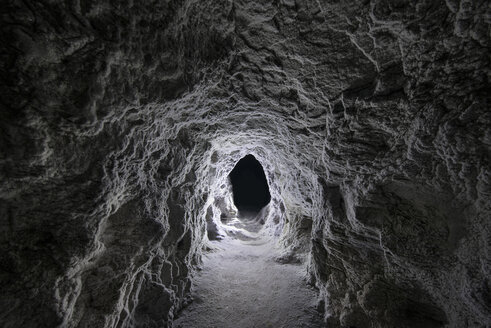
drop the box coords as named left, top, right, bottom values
left=174, top=217, right=324, bottom=328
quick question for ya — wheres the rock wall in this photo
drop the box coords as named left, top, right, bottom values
left=0, top=0, right=489, bottom=327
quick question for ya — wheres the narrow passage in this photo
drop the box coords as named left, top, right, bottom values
left=174, top=216, right=324, bottom=328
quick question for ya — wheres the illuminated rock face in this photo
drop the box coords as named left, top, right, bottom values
left=0, top=1, right=489, bottom=327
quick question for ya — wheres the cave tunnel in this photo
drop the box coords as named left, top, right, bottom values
left=1, top=1, right=489, bottom=327
left=228, top=154, right=271, bottom=215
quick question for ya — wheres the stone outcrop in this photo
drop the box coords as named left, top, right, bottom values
left=0, top=0, right=489, bottom=327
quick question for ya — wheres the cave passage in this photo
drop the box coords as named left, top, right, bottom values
left=175, top=154, right=323, bottom=326
left=174, top=211, right=324, bottom=327
left=228, top=154, right=271, bottom=214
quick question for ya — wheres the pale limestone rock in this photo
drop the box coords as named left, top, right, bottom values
left=0, top=0, right=489, bottom=327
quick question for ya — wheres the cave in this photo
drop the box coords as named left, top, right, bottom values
left=228, top=154, right=271, bottom=215
left=1, top=1, right=490, bottom=328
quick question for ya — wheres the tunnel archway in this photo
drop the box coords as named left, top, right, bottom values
left=228, top=154, right=271, bottom=215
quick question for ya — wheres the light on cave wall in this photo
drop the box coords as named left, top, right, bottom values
left=205, top=151, right=278, bottom=240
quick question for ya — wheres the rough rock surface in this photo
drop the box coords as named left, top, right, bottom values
left=0, top=0, right=489, bottom=327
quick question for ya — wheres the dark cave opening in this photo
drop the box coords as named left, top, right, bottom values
left=228, top=154, right=271, bottom=215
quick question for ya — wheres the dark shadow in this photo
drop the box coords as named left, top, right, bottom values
left=228, top=154, right=271, bottom=216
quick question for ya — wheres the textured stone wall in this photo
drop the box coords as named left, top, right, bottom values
left=0, top=0, right=489, bottom=327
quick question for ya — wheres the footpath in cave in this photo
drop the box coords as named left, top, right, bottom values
left=174, top=214, right=324, bottom=328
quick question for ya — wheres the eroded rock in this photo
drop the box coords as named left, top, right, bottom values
left=0, top=0, right=489, bottom=327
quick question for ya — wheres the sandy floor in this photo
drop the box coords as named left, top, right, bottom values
left=174, top=217, right=325, bottom=328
